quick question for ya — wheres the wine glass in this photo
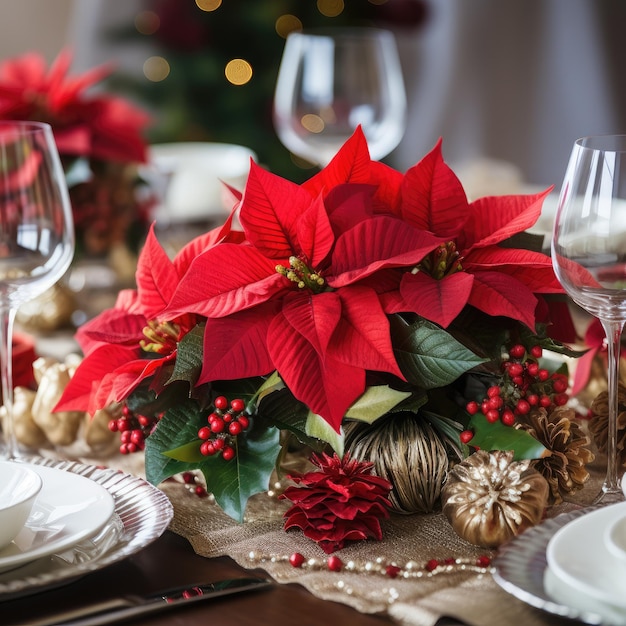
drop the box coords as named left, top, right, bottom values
left=551, top=134, right=626, bottom=504
left=0, top=121, right=74, bottom=459
left=273, top=28, right=407, bottom=167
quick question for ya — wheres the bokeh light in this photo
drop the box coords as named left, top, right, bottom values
left=301, top=114, right=325, bottom=134
left=317, top=0, right=344, bottom=17
left=134, top=10, right=160, bottom=35
left=196, top=0, right=222, bottom=11
left=225, top=59, right=253, bottom=85
left=143, top=56, right=171, bottom=82
left=275, top=14, right=303, bottom=38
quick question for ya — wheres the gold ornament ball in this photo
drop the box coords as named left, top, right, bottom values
left=441, top=450, right=549, bottom=548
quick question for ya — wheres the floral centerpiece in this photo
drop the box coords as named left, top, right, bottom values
left=55, top=128, right=590, bottom=544
left=0, top=50, right=152, bottom=259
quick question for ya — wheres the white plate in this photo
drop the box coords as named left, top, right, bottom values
left=546, top=502, right=626, bottom=612
left=0, top=463, right=115, bottom=574
left=0, top=457, right=173, bottom=600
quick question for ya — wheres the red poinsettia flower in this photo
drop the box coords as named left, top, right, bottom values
left=164, top=131, right=443, bottom=432
left=54, top=219, right=242, bottom=414
left=281, top=452, right=393, bottom=554
left=330, top=140, right=563, bottom=330
left=0, top=50, right=150, bottom=163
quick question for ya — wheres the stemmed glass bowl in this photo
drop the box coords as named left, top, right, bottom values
left=273, top=28, right=407, bottom=167
left=0, top=121, right=74, bottom=459
left=552, top=134, right=626, bottom=503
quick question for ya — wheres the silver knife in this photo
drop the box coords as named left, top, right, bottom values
left=21, top=576, right=272, bottom=626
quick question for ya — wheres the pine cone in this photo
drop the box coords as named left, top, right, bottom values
left=281, top=453, right=393, bottom=554
left=517, top=406, right=594, bottom=504
left=589, top=384, right=626, bottom=468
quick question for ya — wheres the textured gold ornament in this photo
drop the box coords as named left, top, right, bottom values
left=517, top=406, right=594, bottom=504
left=441, top=450, right=549, bottom=548
left=344, top=413, right=449, bottom=514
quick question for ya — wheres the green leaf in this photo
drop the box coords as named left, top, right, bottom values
left=391, top=315, right=488, bottom=389
left=305, top=413, right=344, bottom=456
left=145, top=399, right=205, bottom=485
left=344, top=385, right=412, bottom=424
left=167, top=324, right=204, bottom=386
left=468, top=412, right=549, bottom=460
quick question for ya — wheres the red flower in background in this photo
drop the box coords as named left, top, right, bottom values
left=282, top=453, right=393, bottom=554
left=0, top=50, right=150, bottom=164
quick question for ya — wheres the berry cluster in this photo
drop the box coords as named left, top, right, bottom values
left=460, top=343, right=569, bottom=445
left=197, top=396, right=250, bottom=461
left=108, top=405, right=161, bottom=454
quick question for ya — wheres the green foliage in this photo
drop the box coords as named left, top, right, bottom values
left=390, top=315, right=488, bottom=389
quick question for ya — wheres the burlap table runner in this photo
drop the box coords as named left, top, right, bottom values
left=158, top=471, right=600, bottom=626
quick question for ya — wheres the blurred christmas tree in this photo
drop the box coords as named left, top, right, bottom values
left=106, top=0, right=426, bottom=181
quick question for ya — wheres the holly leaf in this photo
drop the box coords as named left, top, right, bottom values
left=390, top=315, right=488, bottom=389
left=468, top=412, right=550, bottom=460
left=145, top=397, right=281, bottom=522
left=306, top=412, right=344, bottom=456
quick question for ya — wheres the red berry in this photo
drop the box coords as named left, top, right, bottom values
left=508, top=363, right=524, bottom=377
left=108, top=419, right=118, bottom=432
left=122, top=405, right=132, bottom=417
left=476, top=555, right=491, bottom=568
left=485, top=409, right=500, bottom=423
left=385, top=565, right=401, bottom=578
left=488, top=396, right=503, bottom=410
left=195, top=485, right=208, bottom=497
left=222, top=445, right=235, bottom=461
left=117, top=418, right=131, bottom=432
left=121, top=430, right=132, bottom=443
left=511, top=375, right=524, bottom=387
left=210, top=418, right=225, bottom=433
left=230, top=398, right=245, bottom=412
left=208, top=412, right=220, bottom=424
left=527, top=393, right=539, bottom=406
left=228, top=421, right=243, bottom=436
left=223, top=413, right=233, bottom=423
left=509, top=344, right=526, bottom=359
left=425, top=559, right=439, bottom=572
left=137, top=415, right=152, bottom=427
left=460, top=430, right=474, bottom=444
left=212, top=437, right=225, bottom=451
left=214, top=396, right=228, bottom=410
left=539, top=395, right=552, bottom=408
left=198, top=426, right=211, bottom=440
left=526, top=362, right=539, bottom=377
left=182, top=471, right=195, bottom=484
left=554, top=393, right=569, bottom=406
left=552, top=377, right=568, bottom=393
left=237, top=415, right=250, bottom=430
left=515, top=399, right=531, bottom=415
left=538, top=369, right=550, bottom=382
left=130, top=430, right=144, bottom=445
left=501, top=410, right=516, bottom=426
left=327, top=556, right=343, bottom=572
left=487, top=386, right=501, bottom=398
left=200, top=441, right=216, bottom=456
left=289, top=552, right=305, bottom=568
left=466, top=400, right=479, bottom=415
left=530, top=345, right=543, bottom=359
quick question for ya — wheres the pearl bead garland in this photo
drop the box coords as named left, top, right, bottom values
left=246, top=550, right=493, bottom=579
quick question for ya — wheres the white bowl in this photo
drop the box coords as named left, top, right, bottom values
left=0, top=462, right=42, bottom=550
left=606, top=514, right=626, bottom=578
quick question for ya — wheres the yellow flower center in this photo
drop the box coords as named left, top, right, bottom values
left=276, top=256, right=326, bottom=293
left=140, top=319, right=181, bottom=354
left=416, top=241, right=463, bottom=279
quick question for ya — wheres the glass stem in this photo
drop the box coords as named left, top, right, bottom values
left=600, top=318, right=625, bottom=495
left=0, top=304, right=18, bottom=460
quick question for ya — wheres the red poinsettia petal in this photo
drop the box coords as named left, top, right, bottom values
left=329, top=215, right=443, bottom=287
left=136, top=224, right=180, bottom=318
left=239, top=161, right=312, bottom=259
left=465, top=246, right=563, bottom=292
left=462, top=189, right=551, bottom=250
left=330, top=286, right=404, bottom=377
left=280, top=292, right=342, bottom=358
left=268, top=310, right=364, bottom=432
left=400, top=139, right=469, bottom=238
left=53, top=344, right=140, bottom=413
left=297, top=194, right=335, bottom=267
left=302, top=126, right=372, bottom=197
left=468, top=271, right=538, bottom=329
left=76, top=308, right=147, bottom=351
left=198, top=304, right=276, bottom=384
left=571, top=346, right=599, bottom=396
left=399, top=271, right=474, bottom=328
left=165, top=243, right=286, bottom=318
